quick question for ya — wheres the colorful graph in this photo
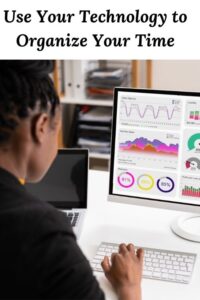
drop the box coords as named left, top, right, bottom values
left=182, top=185, right=200, bottom=198
left=137, top=174, right=154, bottom=191
left=121, top=101, right=180, bottom=120
left=118, top=172, right=135, bottom=188
left=114, top=168, right=177, bottom=199
left=180, top=176, right=200, bottom=201
left=118, top=130, right=179, bottom=171
left=119, top=137, right=178, bottom=156
left=189, top=110, right=200, bottom=121
left=157, top=177, right=175, bottom=193
left=119, top=97, right=182, bottom=129
left=188, top=133, right=200, bottom=151
left=185, top=101, right=200, bottom=126
left=185, top=157, right=200, bottom=171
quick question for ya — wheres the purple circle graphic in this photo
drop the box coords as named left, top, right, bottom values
left=157, top=177, right=175, bottom=193
left=118, top=172, right=135, bottom=188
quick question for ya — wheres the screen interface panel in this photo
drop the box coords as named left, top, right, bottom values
left=111, top=90, right=200, bottom=206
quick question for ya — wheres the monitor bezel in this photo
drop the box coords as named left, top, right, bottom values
left=108, top=87, right=200, bottom=213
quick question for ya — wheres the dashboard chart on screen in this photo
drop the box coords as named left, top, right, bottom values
left=112, top=89, right=200, bottom=205
left=120, top=97, right=182, bottom=129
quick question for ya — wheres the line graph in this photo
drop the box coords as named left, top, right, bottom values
left=119, top=97, right=182, bottom=129
left=122, top=102, right=180, bottom=120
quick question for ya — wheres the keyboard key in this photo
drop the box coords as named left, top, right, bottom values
left=95, top=255, right=104, bottom=260
left=187, top=264, right=193, bottom=272
left=166, top=265, right=172, bottom=269
left=153, top=263, right=159, bottom=267
left=169, top=274, right=176, bottom=280
left=146, top=258, right=151, bottom=262
left=161, top=268, right=168, bottom=273
left=153, top=272, right=161, bottom=278
left=176, top=271, right=191, bottom=276
left=162, top=273, right=169, bottom=279
left=143, top=270, right=153, bottom=277
left=99, top=248, right=105, bottom=251
left=98, top=251, right=106, bottom=256
left=171, top=257, right=176, bottom=261
left=154, top=268, right=161, bottom=272
left=185, top=258, right=194, bottom=263
left=178, top=258, right=184, bottom=262
left=160, top=260, right=165, bottom=264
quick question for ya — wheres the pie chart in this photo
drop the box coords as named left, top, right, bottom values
left=188, top=133, right=200, bottom=151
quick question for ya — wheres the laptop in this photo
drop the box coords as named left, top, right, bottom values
left=25, top=149, right=88, bottom=238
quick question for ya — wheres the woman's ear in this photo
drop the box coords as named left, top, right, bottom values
left=31, top=113, right=49, bottom=144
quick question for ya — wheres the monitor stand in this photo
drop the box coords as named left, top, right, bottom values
left=171, top=214, right=200, bottom=242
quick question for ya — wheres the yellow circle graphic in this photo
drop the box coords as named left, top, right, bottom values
left=137, top=174, right=154, bottom=191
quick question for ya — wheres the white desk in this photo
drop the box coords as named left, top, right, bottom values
left=79, top=170, right=200, bottom=300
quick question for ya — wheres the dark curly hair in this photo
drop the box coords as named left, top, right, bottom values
left=0, top=60, right=60, bottom=144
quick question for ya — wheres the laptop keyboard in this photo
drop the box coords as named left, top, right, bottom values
left=66, top=212, right=79, bottom=227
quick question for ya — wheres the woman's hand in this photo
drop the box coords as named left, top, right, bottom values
left=101, top=243, right=144, bottom=300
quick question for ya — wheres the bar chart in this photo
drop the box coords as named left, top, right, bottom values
left=185, top=100, right=200, bottom=127
left=181, top=175, right=200, bottom=200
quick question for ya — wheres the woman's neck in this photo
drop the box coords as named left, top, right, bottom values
left=0, top=148, right=27, bottom=181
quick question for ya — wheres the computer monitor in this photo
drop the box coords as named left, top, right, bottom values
left=108, top=88, right=200, bottom=241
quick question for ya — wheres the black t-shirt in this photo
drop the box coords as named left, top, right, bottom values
left=0, top=167, right=105, bottom=300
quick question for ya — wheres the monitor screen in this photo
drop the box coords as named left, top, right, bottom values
left=25, top=149, right=88, bottom=209
left=109, top=88, right=200, bottom=208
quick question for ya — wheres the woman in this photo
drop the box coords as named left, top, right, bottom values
left=0, top=60, right=143, bottom=300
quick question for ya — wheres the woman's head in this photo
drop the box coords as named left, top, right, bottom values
left=0, top=60, right=60, bottom=182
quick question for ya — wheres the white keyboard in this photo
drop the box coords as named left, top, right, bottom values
left=91, top=242, right=196, bottom=284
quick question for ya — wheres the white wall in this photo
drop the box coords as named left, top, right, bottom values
left=152, top=60, right=200, bottom=92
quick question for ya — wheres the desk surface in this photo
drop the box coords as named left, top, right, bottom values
left=79, top=170, right=200, bottom=300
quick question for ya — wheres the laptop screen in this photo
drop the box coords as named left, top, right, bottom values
left=25, top=149, right=88, bottom=209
